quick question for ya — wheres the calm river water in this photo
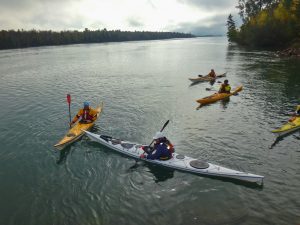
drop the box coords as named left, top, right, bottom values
left=0, top=37, right=299, bottom=225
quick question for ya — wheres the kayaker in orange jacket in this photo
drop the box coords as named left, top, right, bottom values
left=70, top=102, right=98, bottom=125
left=208, top=69, right=216, bottom=78
left=219, top=79, right=231, bottom=93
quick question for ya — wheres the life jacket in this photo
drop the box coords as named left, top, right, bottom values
left=158, top=143, right=172, bottom=160
left=208, top=71, right=216, bottom=78
left=220, top=84, right=231, bottom=93
left=156, top=138, right=174, bottom=154
left=82, top=108, right=92, bottom=120
left=225, top=84, right=231, bottom=92
left=166, top=142, right=175, bottom=154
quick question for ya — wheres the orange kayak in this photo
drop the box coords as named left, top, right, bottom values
left=196, top=86, right=243, bottom=105
left=54, top=102, right=103, bottom=150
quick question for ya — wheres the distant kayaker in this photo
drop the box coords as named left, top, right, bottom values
left=140, top=132, right=174, bottom=160
left=290, top=105, right=300, bottom=118
left=70, top=102, right=98, bottom=125
left=295, top=105, right=300, bottom=116
left=219, top=79, right=231, bottom=93
left=208, top=69, right=216, bottom=78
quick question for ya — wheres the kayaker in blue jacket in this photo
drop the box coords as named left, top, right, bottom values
left=140, top=132, right=174, bottom=160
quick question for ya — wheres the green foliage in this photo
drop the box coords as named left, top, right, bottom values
left=227, top=14, right=238, bottom=42
left=231, top=0, right=300, bottom=47
left=0, top=29, right=194, bottom=50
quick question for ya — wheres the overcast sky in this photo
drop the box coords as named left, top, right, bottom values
left=0, top=0, right=240, bottom=35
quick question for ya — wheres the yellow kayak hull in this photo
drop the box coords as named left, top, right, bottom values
left=196, top=86, right=243, bottom=105
left=272, top=116, right=300, bottom=137
left=54, top=102, right=103, bottom=150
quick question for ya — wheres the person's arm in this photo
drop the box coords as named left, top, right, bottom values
left=146, top=147, right=161, bottom=160
left=71, top=109, right=82, bottom=125
left=89, top=108, right=98, bottom=121
left=218, top=84, right=223, bottom=93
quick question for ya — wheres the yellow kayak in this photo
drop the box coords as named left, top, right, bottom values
left=54, top=102, right=103, bottom=150
left=272, top=116, right=300, bottom=137
left=196, top=86, right=243, bottom=106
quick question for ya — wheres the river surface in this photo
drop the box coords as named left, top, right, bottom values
left=0, top=37, right=299, bottom=225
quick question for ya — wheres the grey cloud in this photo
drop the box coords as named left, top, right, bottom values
left=127, top=18, right=144, bottom=28
left=178, top=0, right=237, bottom=10
left=0, top=0, right=85, bottom=30
left=168, top=14, right=229, bottom=35
left=0, top=0, right=81, bottom=9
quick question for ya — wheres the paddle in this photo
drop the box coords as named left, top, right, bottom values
left=67, top=94, right=72, bottom=128
left=205, top=87, right=217, bottom=91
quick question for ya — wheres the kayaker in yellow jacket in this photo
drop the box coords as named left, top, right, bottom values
left=70, top=102, right=98, bottom=125
left=219, top=79, right=231, bottom=93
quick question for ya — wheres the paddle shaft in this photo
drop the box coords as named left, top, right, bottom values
left=67, top=94, right=72, bottom=128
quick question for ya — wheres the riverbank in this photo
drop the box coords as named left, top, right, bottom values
left=277, top=47, right=300, bottom=57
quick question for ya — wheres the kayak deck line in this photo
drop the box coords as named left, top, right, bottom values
left=83, top=130, right=264, bottom=185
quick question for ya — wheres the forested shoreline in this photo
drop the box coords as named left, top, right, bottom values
left=0, top=28, right=194, bottom=50
left=227, top=0, right=300, bottom=53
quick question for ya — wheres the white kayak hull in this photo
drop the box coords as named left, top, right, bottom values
left=84, top=131, right=264, bottom=185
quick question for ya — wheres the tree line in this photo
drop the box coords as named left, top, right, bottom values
left=227, top=0, right=300, bottom=47
left=0, top=28, right=194, bottom=50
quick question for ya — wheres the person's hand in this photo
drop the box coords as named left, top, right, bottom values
left=140, top=154, right=146, bottom=159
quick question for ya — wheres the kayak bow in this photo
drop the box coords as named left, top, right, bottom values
left=84, top=130, right=264, bottom=185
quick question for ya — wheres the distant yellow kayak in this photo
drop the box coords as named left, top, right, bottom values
left=196, top=86, right=243, bottom=106
left=272, top=116, right=300, bottom=137
left=54, top=102, right=103, bottom=150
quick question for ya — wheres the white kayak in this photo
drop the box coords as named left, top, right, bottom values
left=84, top=130, right=264, bottom=185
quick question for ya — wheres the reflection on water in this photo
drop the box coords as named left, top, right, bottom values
left=220, top=98, right=230, bottom=109
left=56, top=147, right=72, bottom=165
left=146, top=163, right=174, bottom=183
left=270, top=131, right=300, bottom=149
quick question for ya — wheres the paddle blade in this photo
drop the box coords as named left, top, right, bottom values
left=160, top=120, right=170, bottom=132
left=67, top=94, right=71, bottom=104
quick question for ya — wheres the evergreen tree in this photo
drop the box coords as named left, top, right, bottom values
left=227, top=14, right=238, bottom=42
